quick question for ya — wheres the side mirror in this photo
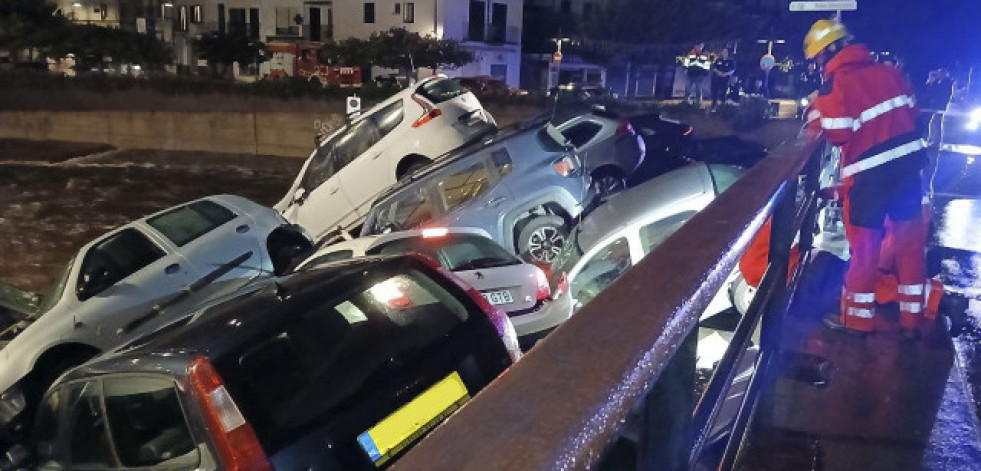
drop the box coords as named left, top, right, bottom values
left=293, top=187, right=307, bottom=206
left=77, top=263, right=114, bottom=301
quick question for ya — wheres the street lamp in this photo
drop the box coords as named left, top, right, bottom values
left=547, top=36, right=572, bottom=91
left=72, top=2, right=82, bottom=7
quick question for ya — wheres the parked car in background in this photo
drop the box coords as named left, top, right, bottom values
left=547, top=84, right=616, bottom=101
left=11, top=255, right=517, bottom=471
left=549, top=163, right=746, bottom=311
left=360, top=118, right=589, bottom=265
left=454, top=76, right=527, bottom=97
left=275, top=75, right=497, bottom=241
left=627, top=112, right=696, bottom=184
left=296, top=227, right=573, bottom=348
left=0, top=195, right=312, bottom=432
left=551, top=105, right=646, bottom=196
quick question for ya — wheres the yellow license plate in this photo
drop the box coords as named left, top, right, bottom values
left=356, top=372, right=470, bottom=466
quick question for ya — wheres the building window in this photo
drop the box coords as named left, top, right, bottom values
left=178, top=5, right=188, bottom=31
left=217, top=4, right=225, bottom=35
left=395, top=3, right=401, bottom=14
left=489, top=3, right=506, bottom=43
left=276, top=7, right=300, bottom=35
left=468, top=1, right=485, bottom=41
left=363, top=3, right=375, bottom=23
left=228, top=8, right=246, bottom=37
left=191, top=5, right=202, bottom=23
left=403, top=2, right=414, bottom=23
left=249, top=8, right=259, bottom=40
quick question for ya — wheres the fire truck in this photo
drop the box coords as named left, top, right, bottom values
left=266, top=42, right=361, bottom=87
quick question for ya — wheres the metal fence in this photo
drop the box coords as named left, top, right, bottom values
left=390, top=132, right=824, bottom=471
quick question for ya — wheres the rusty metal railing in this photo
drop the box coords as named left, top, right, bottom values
left=391, top=133, right=824, bottom=471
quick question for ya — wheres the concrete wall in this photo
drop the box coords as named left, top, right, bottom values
left=0, top=105, right=538, bottom=158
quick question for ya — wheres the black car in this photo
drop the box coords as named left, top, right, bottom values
left=627, top=112, right=696, bottom=184
left=16, top=255, right=517, bottom=471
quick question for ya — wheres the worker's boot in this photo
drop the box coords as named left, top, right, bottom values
left=825, top=289, right=874, bottom=336
left=899, top=282, right=927, bottom=341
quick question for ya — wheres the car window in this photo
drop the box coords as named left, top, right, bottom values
left=372, top=99, right=404, bottom=137
left=537, top=125, right=567, bottom=152
left=571, top=237, right=632, bottom=308
left=146, top=200, right=237, bottom=247
left=77, top=228, right=165, bottom=300
left=706, top=164, right=746, bottom=194
left=333, top=119, right=381, bottom=170
left=302, top=249, right=355, bottom=268
left=103, top=376, right=198, bottom=468
left=490, top=148, right=513, bottom=177
left=436, top=160, right=493, bottom=213
left=639, top=212, right=696, bottom=255
left=416, top=78, right=468, bottom=104
left=368, top=186, right=436, bottom=233
left=561, top=121, right=603, bottom=148
left=301, top=142, right=339, bottom=193
left=368, top=234, right=519, bottom=271
left=66, top=381, right=115, bottom=468
left=224, top=269, right=470, bottom=448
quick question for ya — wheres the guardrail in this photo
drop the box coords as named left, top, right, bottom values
left=391, top=132, right=824, bottom=471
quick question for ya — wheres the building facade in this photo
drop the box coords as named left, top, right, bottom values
left=167, top=0, right=523, bottom=86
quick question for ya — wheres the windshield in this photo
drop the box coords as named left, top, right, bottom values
left=367, top=234, right=520, bottom=271
left=416, top=78, right=469, bottom=104
left=367, top=186, right=436, bottom=234
left=549, top=225, right=586, bottom=283
left=38, top=256, right=74, bottom=314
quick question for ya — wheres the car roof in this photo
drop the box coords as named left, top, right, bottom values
left=64, top=256, right=423, bottom=380
left=298, top=227, right=495, bottom=270
left=574, top=163, right=715, bottom=250
left=371, top=114, right=552, bottom=203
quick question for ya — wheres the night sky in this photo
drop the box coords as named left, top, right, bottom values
left=772, top=0, right=981, bottom=82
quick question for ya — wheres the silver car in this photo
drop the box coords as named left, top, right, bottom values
left=552, top=105, right=646, bottom=196
left=361, top=119, right=590, bottom=264
left=296, top=227, right=574, bottom=347
left=0, top=195, right=311, bottom=430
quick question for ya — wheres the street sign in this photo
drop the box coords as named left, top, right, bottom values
left=346, top=96, right=361, bottom=116
left=789, top=1, right=857, bottom=11
left=760, top=54, right=776, bottom=71
left=552, top=51, right=563, bottom=63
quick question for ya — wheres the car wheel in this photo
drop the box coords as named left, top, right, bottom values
left=517, top=216, right=568, bottom=264
left=729, top=274, right=757, bottom=315
left=591, top=169, right=628, bottom=198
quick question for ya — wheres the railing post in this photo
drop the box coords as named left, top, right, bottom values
left=637, top=328, right=697, bottom=471
left=762, top=177, right=797, bottom=352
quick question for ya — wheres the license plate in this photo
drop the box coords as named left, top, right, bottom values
left=482, top=290, right=514, bottom=305
left=356, top=372, right=470, bottom=467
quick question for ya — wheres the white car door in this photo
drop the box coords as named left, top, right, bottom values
left=339, top=99, right=405, bottom=218
left=72, top=227, right=198, bottom=347
left=141, top=199, right=266, bottom=304
left=288, top=128, right=363, bottom=239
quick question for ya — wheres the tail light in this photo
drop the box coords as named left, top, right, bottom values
left=552, top=155, right=579, bottom=177
left=411, top=254, right=522, bottom=362
left=616, top=121, right=635, bottom=135
left=412, top=108, right=442, bottom=128
left=422, top=227, right=449, bottom=238
left=533, top=266, right=551, bottom=302
left=188, top=357, right=272, bottom=471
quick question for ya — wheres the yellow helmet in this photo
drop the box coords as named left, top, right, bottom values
left=803, top=19, right=850, bottom=59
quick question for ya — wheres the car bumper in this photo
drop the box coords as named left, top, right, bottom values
left=509, top=290, right=574, bottom=341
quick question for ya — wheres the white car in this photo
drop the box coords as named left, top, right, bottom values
left=550, top=163, right=746, bottom=312
left=276, top=76, right=497, bottom=241
left=0, top=195, right=311, bottom=429
left=296, top=227, right=573, bottom=348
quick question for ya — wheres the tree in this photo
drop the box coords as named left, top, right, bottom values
left=192, top=32, right=266, bottom=79
left=0, top=0, right=66, bottom=63
left=319, top=28, right=473, bottom=82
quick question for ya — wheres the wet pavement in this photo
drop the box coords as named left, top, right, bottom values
left=0, top=143, right=302, bottom=294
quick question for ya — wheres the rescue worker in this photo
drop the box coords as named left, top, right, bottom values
left=803, top=19, right=930, bottom=338
left=711, top=48, right=736, bottom=111
left=684, top=43, right=711, bottom=106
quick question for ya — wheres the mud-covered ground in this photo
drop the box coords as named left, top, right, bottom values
left=0, top=141, right=302, bottom=293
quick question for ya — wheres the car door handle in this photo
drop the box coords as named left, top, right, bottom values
left=236, top=224, right=251, bottom=233
left=484, top=196, right=508, bottom=208
left=329, top=186, right=340, bottom=195
left=165, top=263, right=180, bottom=275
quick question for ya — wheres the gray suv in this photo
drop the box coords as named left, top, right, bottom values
left=361, top=119, right=589, bottom=264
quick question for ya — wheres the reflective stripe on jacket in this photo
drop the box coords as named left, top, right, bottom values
left=806, top=44, right=925, bottom=185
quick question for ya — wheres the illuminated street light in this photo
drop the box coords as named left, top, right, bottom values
left=72, top=2, right=82, bottom=7
left=163, top=2, right=174, bottom=6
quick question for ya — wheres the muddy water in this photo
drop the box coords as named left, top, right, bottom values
left=0, top=149, right=302, bottom=294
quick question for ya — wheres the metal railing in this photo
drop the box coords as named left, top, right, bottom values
left=390, top=133, right=825, bottom=471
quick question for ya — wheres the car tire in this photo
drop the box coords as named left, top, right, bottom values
left=517, top=216, right=568, bottom=264
left=591, top=168, right=628, bottom=199
left=729, top=274, right=757, bottom=315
